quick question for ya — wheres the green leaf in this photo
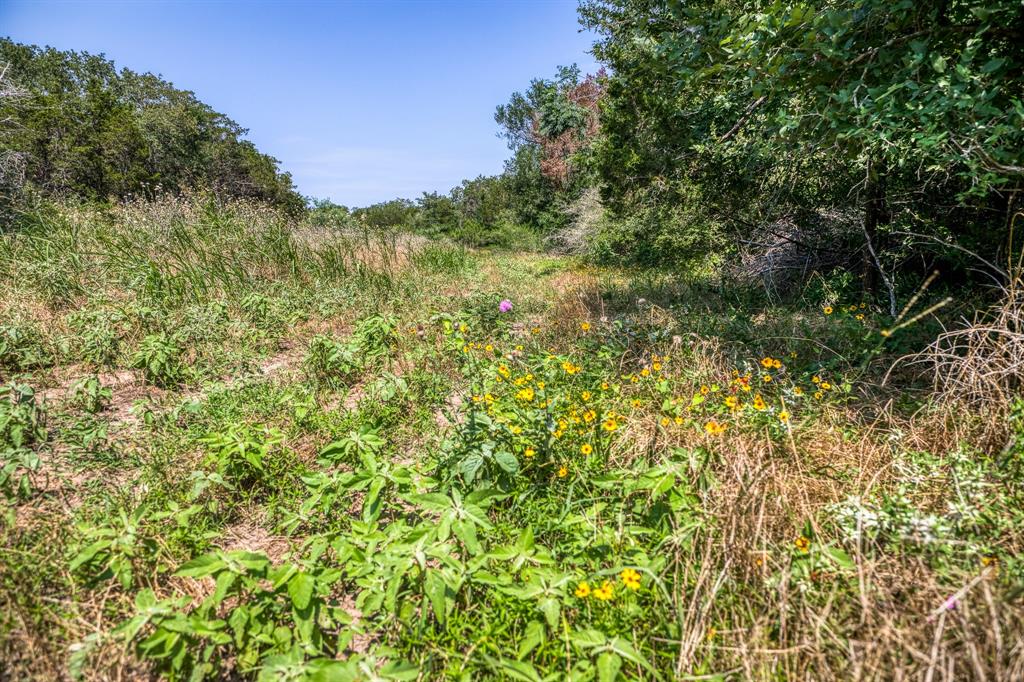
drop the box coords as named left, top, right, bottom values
left=288, top=571, right=315, bottom=611
left=597, top=652, right=622, bottom=682
left=494, top=450, right=520, bottom=474
left=174, top=553, right=226, bottom=578
left=517, top=620, right=546, bottom=659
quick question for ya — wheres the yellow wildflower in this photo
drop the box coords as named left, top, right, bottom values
left=794, top=536, right=811, bottom=552
left=574, top=581, right=591, bottom=598
left=592, top=581, right=614, bottom=601
left=620, top=568, right=641, bottom=590
left=580, top=443, right=593, bottom=456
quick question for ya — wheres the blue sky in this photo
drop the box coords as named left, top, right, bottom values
left=1, top=0, right=599, bottom=206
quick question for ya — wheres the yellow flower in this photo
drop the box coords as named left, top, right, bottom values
left=524, top=447, right=536, bottom=458
left=794, top=535, right=811, bottom=553
left=620, top=568, right=641, bottom=590
left=537, top=381, right=545, bottom=390
left=700, top=384, right=710, bottom=395
left=814, top=391, right=824, bottom=400
left=630, top=375, right=639, bottom=384
left=574, top=581, right=591, bottom=598
left=724, top=396, right=739, bottom=410
left=602, top=417, right=619, bottom=432
left=631, top=399, right=641, bottom=408
left=778, top=411, right=790, bottom=424
left=761, top=357, right=774, bottom=368
left=516, top=387, right=535, bottom=402
left=674, top=416, right=684, bottom=425
left=652, top=362, right=662, bottom=372
left=856, top=313, right=865, bottom=321
left=812, top=375, right=821, bottom=384
left=704, top=420, right=727, bottom=435
left=752, top=395, right=766, bottom=411
left=531, top=326, right=540, bottom=334
left=794, top=386, right=804, bottom=396
left=771, top=359, right=781, bottom=369
left=640, top=368, right=650, bottom=377
left=660, top=417, right=670, bottom=427
left=557, top=465, right=568, bottom=478
left=583, top=409, right=596, bottom=423
left=484, top=344, right=494, bottom=352
left=823, top=306, right=833, bottom=315
left=580, top=322, right=591, bottom=332
left=581, top=390, right=592, bottom=402
left=592, top=581, right=614, bottom=601
left=762, top=374, right=772, bottom=383
left=580, top=443, right=593, bottom=456
left=498, top=365, right=510, bottom=377
left=820, top=382, right=831, bottom=390
left=601, top=381, right=610, bottom=390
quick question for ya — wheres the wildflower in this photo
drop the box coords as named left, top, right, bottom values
left=620, top=568, right=641, bottom=590
left=498, top=364, right=510, bottom=377
left=794, top=386, right=804, bottom=396
left=820, top=382, right=831, bottom=390
left=557, top=465, right=568, bottom=478
left=674, top=416, right=684, bottom=425
left=794, top=536, right=811, bottom=553
left=499, top=299, right=513, bottom=313
left=761, top=357, right=774, bottom=369
left=640, top=368, right=650, bottom=377
left=574, top=581, right=591, bottom=598
left=762, top=374, right=772, bottom=383
left=562, top=361, right=580, bottom=375
left=823, top=306, right=833, bottom=315
left=859, top=302, right=867, bottom=309
left=580, top=443, right=593, bottom=456
left=583, top=410, right=596, bottom=423
left=724, top=396, right=738, bottom=410
left=812, top=375, right=821, bottom=384
left=536, top=381, right=545, bottom=390
left=630, top=375, right=639, bottom=384
left=772, top=359, right=781, bottom=369
left=601, top=382, right=610, bottom=391
left=652, top=362, right=662, bottom=372
left=484, top=344, right=494, bottom=353
left=516, top=387, right=535, bottom=402
left=856, top=313, right=865, bottom=321
left=814, top=391, right=824, bottom=400
left=660, top=417, right=670, bottom=427
left=592, top=581, right=614, bottom=601
left=531, top=326, right=540, bottom=334
left=631, top=399, right=641, bottom=408
left=581, top=390, right=592, bottom=402
left=700, top=384, right=710, bottom=395
left=778, top=411, right=790, bottom=424
left=706, top=627, right=716, bottom=642
left=580, top=322, right=591, bottom=332
left=524, top=447, right=536, bottom=459
left=704, top=420, right=727, bottom=435
left=752, top=395, right=766, bottom=411
left=602, top=417, right=619, bottom=432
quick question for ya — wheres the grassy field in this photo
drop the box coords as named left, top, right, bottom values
left=1, top=196, right=1022, bottom=681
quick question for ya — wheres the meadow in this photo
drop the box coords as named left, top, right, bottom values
left=1, top=195, right=1021, bottom=681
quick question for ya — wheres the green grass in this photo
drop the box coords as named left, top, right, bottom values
left=1, top=196, right=1022, bottom=681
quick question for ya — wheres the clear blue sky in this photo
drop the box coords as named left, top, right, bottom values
left=1, top=0, right=599, bottom=206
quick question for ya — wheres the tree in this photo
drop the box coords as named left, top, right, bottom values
left=580, top=0, right=1024, bottom=278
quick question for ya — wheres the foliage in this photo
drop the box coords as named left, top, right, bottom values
left=0, top=39, right=303, bottom=212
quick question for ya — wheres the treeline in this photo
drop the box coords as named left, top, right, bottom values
left=350, top=1, right=1023, bottom=300
left=330, top=66, right=601, bottom=249
left=0, top=39, right=303, bottom=214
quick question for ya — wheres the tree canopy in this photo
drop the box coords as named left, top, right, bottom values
left=0, top=39, right=303, bottom=212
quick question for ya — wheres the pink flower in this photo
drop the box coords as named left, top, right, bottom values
left=499, top=299, right=512, bottom=313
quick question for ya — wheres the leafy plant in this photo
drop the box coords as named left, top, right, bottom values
left=132, top=333, right=184, bottom=387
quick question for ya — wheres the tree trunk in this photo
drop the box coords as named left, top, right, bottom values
left=863, top=156, right=889, bottom=295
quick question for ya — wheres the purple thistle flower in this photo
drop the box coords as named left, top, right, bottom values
left=499, top=299, right=513, bottom=313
